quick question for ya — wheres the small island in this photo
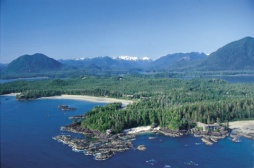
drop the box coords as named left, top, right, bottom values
left=58, top=105, right=76, bottom=111
left=137, top=145, right=146, bottom=151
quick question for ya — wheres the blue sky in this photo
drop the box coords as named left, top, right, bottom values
left=1, top=0, right=254, bottom=63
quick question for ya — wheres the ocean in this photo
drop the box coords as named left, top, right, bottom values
left=1, top=96, right=254, bottom=168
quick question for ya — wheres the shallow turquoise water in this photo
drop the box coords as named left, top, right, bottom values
left=1, top=96, right=254, bottom=168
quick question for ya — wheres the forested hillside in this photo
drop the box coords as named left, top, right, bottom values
left=5, top=53, right=63, bottom=73
left=198, top=37, right=254, bottom=70
left=1, top=76, right=254, bottom=132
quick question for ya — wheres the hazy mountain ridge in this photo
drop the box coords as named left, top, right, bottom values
left=2, top=37, right=254, bottom=77
left=59, top=53, right=205, bottom=71
left=150, top=52, right=207, bottom=70
left=59, top=56, right=150, bottom=72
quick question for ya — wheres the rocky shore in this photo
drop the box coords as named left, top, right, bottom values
left=228, top=120, right=254, bottom=141
left=190, top=126, right=229, bottom=145
left=158, top=127, right=186, bottom=137
left=230, top=130, right=254, bottom=142
left=54, top=123, right=135, bottom=160
left=53, top=123, right=188, bottom=160
left=54, top=120, right=254, bottom=160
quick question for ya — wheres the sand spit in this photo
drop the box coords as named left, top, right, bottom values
left=42, top=94, right=133, bottom=107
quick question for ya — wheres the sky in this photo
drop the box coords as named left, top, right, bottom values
left=1, top=0, right=254, bottom=63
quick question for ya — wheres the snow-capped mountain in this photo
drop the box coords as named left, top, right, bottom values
left=74, top=57, right=89, bottom=61
left=141, top=57, right=151, bottom=61
left=58, top=52, right=207, bottom=72
left=113, top=56, right=151, bottom=61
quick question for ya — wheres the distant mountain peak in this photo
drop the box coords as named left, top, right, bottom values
left=113, top=55, right=151, bottom=61
left=74, top=57, right=89, bottom=61
left=114, top=56, right=139, bottom=61
left=141, top=57, right=152, bottom=61
left=6, top=53, right=62, bottom=73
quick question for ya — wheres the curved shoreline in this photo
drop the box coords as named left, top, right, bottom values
left=1, top=93, right=133, bottom=107
left=41, top=95, right=133, bottom=107
left=1, top=93, right=20, bottom=96
left=2, top=93, right=253, bottom=134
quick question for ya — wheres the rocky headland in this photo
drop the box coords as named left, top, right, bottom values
left=54, top=119, right=254, bottom=160
left=190, top=126, right=229, bottom=145
left=54, top=123, right=135, bottom=160
left=53, top=122, right=189, bottom=160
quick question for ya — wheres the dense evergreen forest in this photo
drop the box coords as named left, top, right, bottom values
left=1, top=76, right=254, bottom=132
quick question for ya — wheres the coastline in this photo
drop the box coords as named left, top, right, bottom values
left=228, top=120, right=254, bottom=134
left=40, top=94, right=133, bottom=107
left=124, top=126, right=154, bottom=134
left=1, top=93, right=19, bottom=96
left=123, top=120, right=254, bottom=142
left=1, top=93, right=133, bottom=107
left=2, top=93, right=253, bottom=141
left=2, top=92, right=253, bottom=132
left=228, top=120, right=254, bottom=140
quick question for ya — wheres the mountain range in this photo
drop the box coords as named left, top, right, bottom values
left=1, top=36, right=254, bottom=77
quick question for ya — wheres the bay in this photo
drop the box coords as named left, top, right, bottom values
left=1, top=96, right=254, bottom=168
left=0, top=77, right=49, bottom=84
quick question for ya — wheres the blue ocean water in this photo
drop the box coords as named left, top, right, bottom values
left=1, top=96, right=254, bottom=168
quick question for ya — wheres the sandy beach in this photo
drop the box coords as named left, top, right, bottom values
left=1, top=93, right=20, bottom=96
left=41, top=94, right=133, bottom=107
left=124, top=126, right=152, bottom=134
left=124, top=126, right=161, bottom=134
left=1, top=93, right=133, bottom=107
left=228, top=120, right=254, bottom=134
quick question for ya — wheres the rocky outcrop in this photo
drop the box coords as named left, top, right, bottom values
left=230, top=134, right=240, bottom=142
left=54, top=120, right=241, bottom=161
left=54, top=123, right=135, bottom=160
left=158, top=128, right=186, bottom=137
left=137, top=145, right=146, bottom=151
left=243, top=133, right=254, bottom=140
left=58, top=105, right=76, bottom=111
left=61, top=123, right=93, bottom=135
left=94, top=151, right=114, bottom=160
left=230, top=130, right=254, bottom=142
left=191, top=126, right=229, bottom=145
left=201, top=137, right=213, bottom=145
